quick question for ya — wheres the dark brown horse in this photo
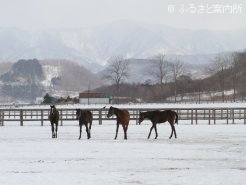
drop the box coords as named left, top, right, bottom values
left=76, top=109, right=93, bottom=139
left=107, top=106, right=130, bottom=140
left=139, top=110, right=178, bottom=139
left=48, top=105, right=59, bottom=138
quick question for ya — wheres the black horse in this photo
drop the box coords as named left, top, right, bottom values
left=76, top=109, right=93, bottom=139
left=139, top=110, right=178, bottom=139
left=48, top=105, right=59, bottom=138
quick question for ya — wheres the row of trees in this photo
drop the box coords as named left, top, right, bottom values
left=207, top=51, right=246, bottom=102
left=42, top=93, right=79, bottom=104
left=102, top=54, right=186, bottom=103
left=100, top=50, right=246, bottom=103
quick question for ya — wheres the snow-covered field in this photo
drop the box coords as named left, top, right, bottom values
left=0, top=122, right=245, bottom=185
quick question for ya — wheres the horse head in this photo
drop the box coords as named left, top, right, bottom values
left=107, top=106, right=114, bottom=118
left=75, top=109, right=80, bottom=120
left=50, top=105, right=56, bottom=115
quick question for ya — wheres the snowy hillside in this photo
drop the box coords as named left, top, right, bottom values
left=0, top=21, right=245, bottom=70
left=0, top=59, right=103, bottom=102
left=41, top=64, right=61, bottom=88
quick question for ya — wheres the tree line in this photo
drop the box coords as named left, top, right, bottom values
left=98, top=50, right=246, bottom=103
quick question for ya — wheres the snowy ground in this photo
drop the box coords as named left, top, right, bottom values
left=0, top=123, right=245, bottom=185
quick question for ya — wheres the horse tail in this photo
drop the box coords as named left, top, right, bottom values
left=174, top=111, right=178, bottom=124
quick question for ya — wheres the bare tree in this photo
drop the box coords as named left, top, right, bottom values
left=230, top=52, right=240, bottom=102
left=170, top=58, right=185, bottom=103
left=209, top=54, right=230, bottom=102
left=150, top=54, right=171, bottom=101
left=103, top=56, right=130, bottom=103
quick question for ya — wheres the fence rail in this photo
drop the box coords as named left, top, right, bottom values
left=0, top=107, right=245, bottom=126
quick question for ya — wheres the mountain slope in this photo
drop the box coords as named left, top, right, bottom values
left=0, top=59, right=103, bottom=102
left=0, top=21, right=245, bottom=71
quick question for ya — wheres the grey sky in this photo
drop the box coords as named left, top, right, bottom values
left=0, top=0, right=245, bottom=30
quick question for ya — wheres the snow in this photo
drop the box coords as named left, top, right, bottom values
left=0, top=123, right=245, bottom=185
left=41, top=64, right=61, bottom=88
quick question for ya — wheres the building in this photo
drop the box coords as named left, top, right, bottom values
left=79, top=92, right=110, bottom=104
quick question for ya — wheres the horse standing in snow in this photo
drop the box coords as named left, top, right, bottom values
left=138, top=110, right=178, bottom=139
left=76, top=109, right=93, bottom=139
left=48, top=105, right=59, bottom=138
left=107, top=106, right=130, bottom=140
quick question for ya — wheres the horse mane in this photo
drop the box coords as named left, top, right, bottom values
left=111, top=106, right=121, bottom=111
left=110, top=106, right=125, bottom=114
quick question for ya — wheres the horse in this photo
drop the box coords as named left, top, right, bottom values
left=107, top=106, right=130, bottom=140
left=138, top=110, right=178, bottom=139
left=76, top=109, right=93, bottom=139
left=48, top=105, right=59, bottom=138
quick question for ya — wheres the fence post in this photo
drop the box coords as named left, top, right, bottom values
left=136, top=110, right=138, bottom=125
left=195, top=110, right=198, bottom=125
left=213, top=109, right=216, bottom=125
left=20, top=110, right=23, bottom=126
left=244, top=109, right=246, bottom=124
left=99, top=110, right=102, bottom=125
left=208, top=109, right=211, bottom=125
left=176, top=109, right=179, bottom=125
left=191, top=109, right=193, bottom=125
left=41, top=110, right=44, bottom=126
left=0, top=111, right=3, bottom=126
left=227, top=109, right=229, bottom=124
left=60, top=110, right=63, bottom=126
left=221, top=109, right=223, bottom=119
left=232, top=109, right=234, bottom=124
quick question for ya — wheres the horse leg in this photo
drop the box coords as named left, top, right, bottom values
left=79, top=124, right=82, bottom=140
left=89, top=121, right=92, bottom=137
left=115, top=123, right=119, bottom=140
left=148, top=125, right=154, bottom=139
left=123, top=124, right=127, bottom=140
left=51, top=123, right=55, bottom=138
left=173, top=124, right=177, bottom=139
left=154, top=125, right=158, bottom=139
left=169, top=123, right=174, bottom=139
left=85, top=124, right=90, bottom=139
left=125, top=123, right=128, bottom=131
left=55, top=123, right=58, bottom=138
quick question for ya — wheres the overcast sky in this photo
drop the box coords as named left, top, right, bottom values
left=0, top=0, right=245, bottom=30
